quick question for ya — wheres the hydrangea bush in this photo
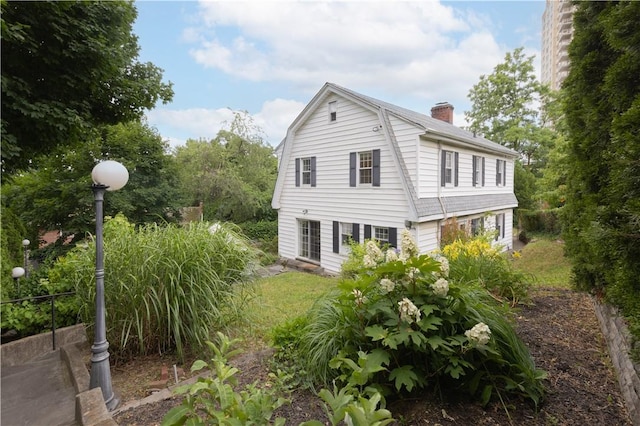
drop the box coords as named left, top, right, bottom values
left=295, top=230, right=545, bottom=407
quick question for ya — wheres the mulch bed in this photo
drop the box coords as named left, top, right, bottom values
left=113, top=288, right=632, bottom=425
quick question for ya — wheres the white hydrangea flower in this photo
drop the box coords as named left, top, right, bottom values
left=438, top=256, right=449, bottom=277
left=407, top=267, right=420, bottom=279
left=431, top=278, right=449, bottom=297
left=363, top=254, right=376, bottom=268
left=465, top=322, right=492, bottom=346
left=400, top=229, right=419, bottom=259
left=385, top=248, right=398, bottom=262
left=398, top=297, right=421, bottom=323
left=352, top=289, right=367, bottom=306
left=365, top=240, right=384, bottom=263
left=429, top=253, right=449, bottom=278
left=380, top=278, right=396, bottom=293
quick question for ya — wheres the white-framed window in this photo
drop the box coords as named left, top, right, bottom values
left=359, top=151, right=373, bottom=184
left=444, top=151, right=453, bottom=184
left=301, top=157, right=311, bottom=185
left=441, top=150, right=458, bottom=187
left=471, top=217, right=484, bottom=236
left=374, top=226, right=389, bottom=244
left=473, top=155, right=485, bottom=187
left=329, top=101, right=337, bottom=122
left=495, top=213, right=505, bottom=240
left=496, top=159, right=506, bottom=186
left=340, top=222, right=353, bottom=253
left=299, top=219, right=321, bottom=261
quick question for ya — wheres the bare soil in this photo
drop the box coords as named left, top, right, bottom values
left=113, top=288, right=632, bottom=425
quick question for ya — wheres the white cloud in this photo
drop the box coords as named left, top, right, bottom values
left=254, top=98, right=306, bottom=144
left=145, top=99, right=305, bottom=148
left=187, top=0, right=503, bottom=102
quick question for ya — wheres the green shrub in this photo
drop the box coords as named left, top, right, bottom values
left=518, top=208, right=562, bottom=235
left=50, top=214, right=260, bottom=361
left=239, top=220, right=278, bottom=242
left=163, top=333, right=289, bottom=426
left=288, top=231, right=545, bottom=409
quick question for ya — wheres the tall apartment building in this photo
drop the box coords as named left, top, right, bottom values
left=541, top=0, right=575, bottom=91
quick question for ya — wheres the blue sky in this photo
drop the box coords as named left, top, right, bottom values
left=133, top=1, right=546, bottom=148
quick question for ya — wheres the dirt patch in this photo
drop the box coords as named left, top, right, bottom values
left=113, top=288, right=632, bottom=425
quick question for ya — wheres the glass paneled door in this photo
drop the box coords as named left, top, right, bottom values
left=299, top=220, right=321, bottom=262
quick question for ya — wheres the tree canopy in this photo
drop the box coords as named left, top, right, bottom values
left=2, top=121, right=182, bottom=248
left=174, top=111, right=278, bottom=224
left=1, top=0, right=173, bottom=173
left=561, top=1, right=640, bottom=296
left=465, top=47, right=556, bottom=170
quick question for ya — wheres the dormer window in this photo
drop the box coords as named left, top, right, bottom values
left=329, top=101, right=337, bottom=122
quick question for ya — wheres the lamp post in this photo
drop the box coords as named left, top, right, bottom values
left=89, top=160, right=128, bottom=411
left=22, top=239, right=30, bottom=278
left=11, top=267, right=25, bottom=298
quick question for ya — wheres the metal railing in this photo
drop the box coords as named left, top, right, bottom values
left=1, top=291, right=76, bottom=350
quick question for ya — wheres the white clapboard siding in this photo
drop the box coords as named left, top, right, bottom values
left=278, top=94, right=411, bottom=273
left=274, top=83, right=518, bottom=273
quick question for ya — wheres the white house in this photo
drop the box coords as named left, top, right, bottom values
left=272, top=83, right=518, bottom=274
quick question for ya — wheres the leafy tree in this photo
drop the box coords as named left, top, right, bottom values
left=1, top=0, right=173, bottom=173
left=465, top=48, right=555, bottom=171
left=562, top=0, right=640, bottom=332
left=2, top=121, right=182, bottom=249
left=174, top=111, right=278, bottom=224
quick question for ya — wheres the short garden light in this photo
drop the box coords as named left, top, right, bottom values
left=22, top=239, right=30, bottom=278
left=11, top=266, right=25, bottom=297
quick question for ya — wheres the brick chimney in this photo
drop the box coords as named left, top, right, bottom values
left=431, top=102, right=454, bottom=124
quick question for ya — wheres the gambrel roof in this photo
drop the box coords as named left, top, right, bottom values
left=273, top=82, right=518, bottom=220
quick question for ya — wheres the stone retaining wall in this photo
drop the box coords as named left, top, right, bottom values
left=594, top=300, right=640, bottom=425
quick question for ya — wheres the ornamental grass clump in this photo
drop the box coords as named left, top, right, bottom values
left=295, top=230, right=545, bottom=408
left=52, top=214, right=260, bottom=361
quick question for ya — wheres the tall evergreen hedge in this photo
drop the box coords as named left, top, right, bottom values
left=562, top=1, right=640, bottom=354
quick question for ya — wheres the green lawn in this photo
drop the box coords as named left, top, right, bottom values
left=513, top=237, right=573, bottom=288
left=236, top=271, right=337, bottom=347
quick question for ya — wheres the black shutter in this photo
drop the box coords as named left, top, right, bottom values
left=503, top=161, right=507, bottom=186
left=311, top=156, right=317, bottom=187
left=502, top=214, right=506, bottom=238
left=333, top=221, right=339, bottom=253
left=454, top=152, right=459, bottom=187
left=388, top=227, right=397, bottom=248
left=496, top=159, right=500, bottom=186
left=364, top=224, right=371, bottom=240
left=440, top=150, right=446, bottom=187
left=352, top=223, right=360, bottom=243
left=372, top=149, right=381, bottom=187
left=482, top=157, right=485, bottom=186
left=295, top=158, right=300, bottom=187
left=472, top=156, right=477, bottom=187
left=349, top=152, right=356, bottom=187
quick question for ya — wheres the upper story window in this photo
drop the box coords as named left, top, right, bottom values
left=350, top=149, right=380, bottom=187
left=441, top=150, right=458, bottom=187
left=301, top=158, right=311, bottom=185
left=295, top=157, right=316, bottom=187
left=472, top=155, right=485, bottom=187
left=496, top=159, right=506, bottom=186
left=329, top=101, right=337, bottom=122
left=359, top=151, right=372, bottom=184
